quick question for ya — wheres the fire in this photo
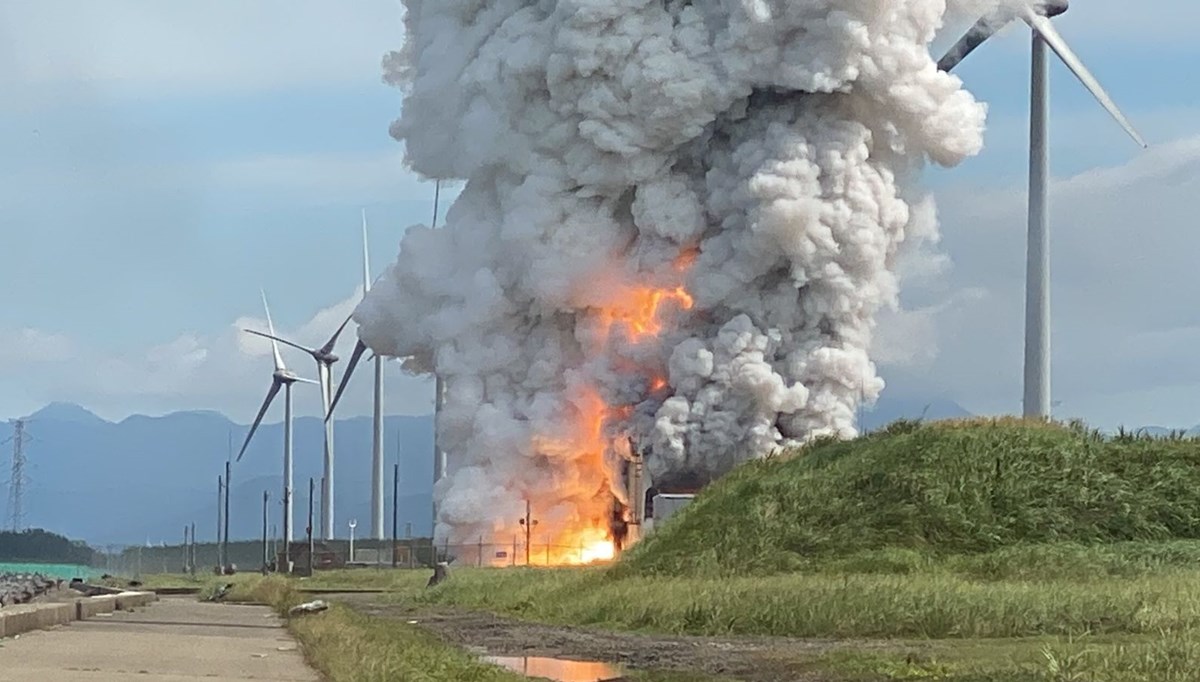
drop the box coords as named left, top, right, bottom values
left=594, top=285, right=694, bottom=340
left=522, top=248, right=697, bottom=567
left=580, top=539, right=616, bottom=563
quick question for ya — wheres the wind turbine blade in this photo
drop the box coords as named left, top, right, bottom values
left=1023, top=11, right=1147, bottom=148
left=318, top=364, right=332, bottom=417
left=319, top=314, right=353, bottom=356
left=260, top=290, right=286, bottom=372
left=361, top=209, right=372, bottom=294
left=293, top=376, right=320, bottom=386
left=328, top=339, right=368, bottom=420
left=937, top=12, right=1014, bottom=72
left=244, top=328, right=318, bottom=357
left=237, top=380, right=282, bottom=462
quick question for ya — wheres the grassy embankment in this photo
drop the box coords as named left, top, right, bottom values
left=139, top=419, right=1200, bottom=680
left=401, top=418, right=1200, bottom=681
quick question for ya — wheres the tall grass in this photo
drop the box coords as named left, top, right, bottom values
left=620, top=419, right=1200, bottom=577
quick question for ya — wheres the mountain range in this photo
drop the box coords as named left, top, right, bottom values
left=3, top=393, right=981, bottom=547
left=5, top=403, right=434, bottom=547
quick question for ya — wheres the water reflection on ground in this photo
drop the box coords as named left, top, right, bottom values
left=483, top=655, right=625, bottom=681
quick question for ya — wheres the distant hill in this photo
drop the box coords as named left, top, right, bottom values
left=3, top=405, right=434, bottom=547
left=1, top=393, right=983, bottom=548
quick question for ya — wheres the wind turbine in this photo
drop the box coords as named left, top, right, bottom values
left=245, top=312, right=351, bottom=542
left=324, top=211, right=387, bottom=540
left=330, top=181, right=447, bottom=536
left=937, top=0, right=1146, bottom=419
left=236, top=291, right=317, bottom=568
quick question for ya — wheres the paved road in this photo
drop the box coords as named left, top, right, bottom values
left=0, top=597, right=320, bottom=681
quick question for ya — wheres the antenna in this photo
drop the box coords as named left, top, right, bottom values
left=4, top=419, right=31, bottom=532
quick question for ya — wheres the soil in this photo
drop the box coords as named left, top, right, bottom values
left=332, top=593, right=922, bottom=681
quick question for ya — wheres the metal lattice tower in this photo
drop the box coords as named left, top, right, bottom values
left=4, top=420, right=31, bottom=532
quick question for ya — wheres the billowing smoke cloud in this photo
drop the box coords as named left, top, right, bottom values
left=358, top=1, right=987, bottom=547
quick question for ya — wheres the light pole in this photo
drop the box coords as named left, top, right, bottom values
left=348, top=519, right=357, bottom=563
left=262, top=490, right=270, bottom=574
left=223, top=459, right=231, bottom=573
left=392, top=462, right=399, bottom=569
left=518, top=500, right=538, bottom=566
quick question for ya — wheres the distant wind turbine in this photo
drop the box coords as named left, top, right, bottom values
left=937, top=0, right=1146, bottom=419
left=236, top=291, right=317, bottom=566
left=330, top=180, right=446, bottom=536
left=245, top=310, right=351, bottom=542
left=325, top=210, right=387, bottom=540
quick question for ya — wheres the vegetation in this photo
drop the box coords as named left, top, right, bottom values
left=0, top=528, right=95, bottom=565
left=620, top=418, right=1200, bottom=576
left=128, top=419, right=1200, bottom=680
left=228, top=575, right=707, bottom=682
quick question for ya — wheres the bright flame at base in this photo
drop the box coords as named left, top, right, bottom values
left=580, top=539, right=616, bottom=564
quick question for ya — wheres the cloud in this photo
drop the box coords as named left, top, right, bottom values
left=0, top=0, right=406, bottom=96
left=0, top=291, right=435, bottom=423
left=896, top=135, right=1200, bottom=428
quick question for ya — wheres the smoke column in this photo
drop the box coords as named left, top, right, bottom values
left=357, top=1, right=987, bottom=553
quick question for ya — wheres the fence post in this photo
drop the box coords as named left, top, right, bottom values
left=478, top=536, right=483, bottom=567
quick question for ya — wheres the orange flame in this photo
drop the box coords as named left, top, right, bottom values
left=526, top=248, right=698, bottom=566
left=594, top=286, right=694, bottom=341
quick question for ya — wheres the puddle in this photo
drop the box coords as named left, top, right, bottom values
left=483, top=655, right=625, bottom=681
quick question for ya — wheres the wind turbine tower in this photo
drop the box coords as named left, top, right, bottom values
left=362, top=211, right=386, bottom=541
left=937, top=0, right=1146, bottom=419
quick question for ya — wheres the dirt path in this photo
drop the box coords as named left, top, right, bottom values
left=334, top=593, right=919, bottom=681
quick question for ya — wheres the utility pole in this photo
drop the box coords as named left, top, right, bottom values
left=261, top=490, right=270, bottom=574
left=518, top=500, right=538, bottom=566
left=189, top=522, right=196, bottom=577
left=223, top=459, right=231, bottom=572
left=182, top=526, right=190, bottom=574
left=4, top=419, right=30, bottom=532
left=392, top=462, right=399, bottom=568
left=216, top=474, right=224, bottom=570
left=307, top=477, right=316, bottom=576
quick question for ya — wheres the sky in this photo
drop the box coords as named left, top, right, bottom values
left=1, top=0, right=1198, bottom=431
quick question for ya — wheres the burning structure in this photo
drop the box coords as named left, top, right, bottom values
left=354, top=1, right=987, bottom=563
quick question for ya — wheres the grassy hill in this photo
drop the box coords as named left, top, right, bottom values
left=620, top=418, right=1200, bottom=577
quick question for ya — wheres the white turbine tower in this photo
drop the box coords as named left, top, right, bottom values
left=330, top=181, right=446, bottom=538
left=236, top=291, right=317, bottom=567
left=245, top=313, right=351, bottom=542
left=938, top=0, right=1146, bottom=419
left=362, top=210, right=386, bottom=541
left=325, top=210, right=387, bottom=540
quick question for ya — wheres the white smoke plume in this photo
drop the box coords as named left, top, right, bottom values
left=358, top=1, right=988, bottom=548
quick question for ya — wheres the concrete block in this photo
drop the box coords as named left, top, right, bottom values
left=0, top=602, right=74, bottom=638
left=114, top=591, right=157, bottom=610
left=75, top=595, right=117, bottom=620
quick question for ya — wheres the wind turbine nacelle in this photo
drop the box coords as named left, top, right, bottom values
left=1034, top=0, right=1068, bottom=17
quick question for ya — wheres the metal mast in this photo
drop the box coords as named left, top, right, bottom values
left=5, top=420, right=30, bottom=532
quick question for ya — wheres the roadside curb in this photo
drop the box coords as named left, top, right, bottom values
left=0, top=590, right=158, bottom=639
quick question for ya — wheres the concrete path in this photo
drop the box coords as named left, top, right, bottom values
left=0, top=597, right=321, bottom=681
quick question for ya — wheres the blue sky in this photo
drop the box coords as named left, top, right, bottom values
left=2, top=1, right=1199, bottom=430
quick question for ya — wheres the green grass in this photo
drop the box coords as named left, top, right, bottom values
left=128, top=419, right=1200, bottom=680
left=621, top=418, right=1200, bottom=577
